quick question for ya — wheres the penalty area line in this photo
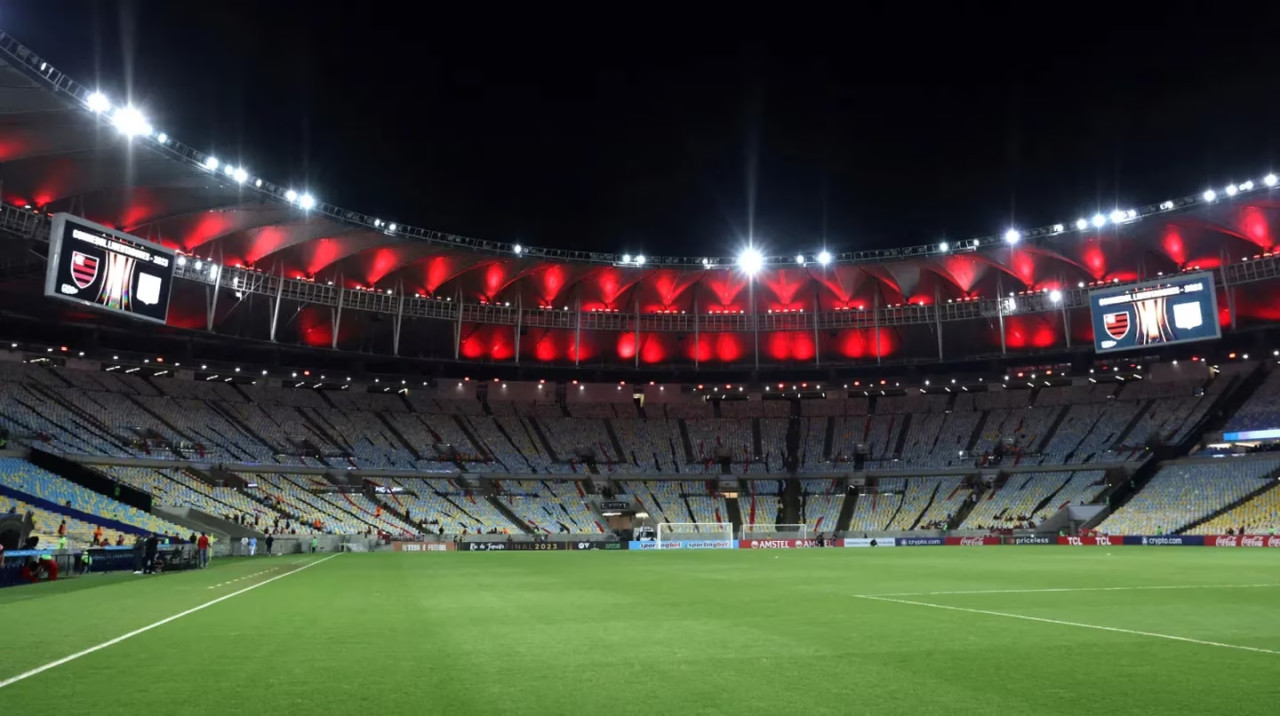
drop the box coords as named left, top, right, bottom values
left=853, top=593, right=1280, bottom=656
left=0, top=553, right=340, bottom=690
left=856, top=583, right=1280, bottom=598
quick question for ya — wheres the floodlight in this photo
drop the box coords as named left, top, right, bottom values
left=156, top=132, right=168, bottom=144
left=204, top=156, right=220, bottom=171
left=86, top=91, right=111, bottom=113
left=285, top=189, right=298, bottom=203
left=298, top=193, right=316, bottom=210
left=1226, top=184, right=1238, bottom=196
left=111, top=106, right=151, bottom=137
left=1049, top=289, right=1062, bottom=303
left=635, top=255, right=646, bottom=266
left=513, top=244, right=523, bottom=255
left=938, top=241, right=949, bottom=253
left=1075, top=218, right=1088, bottom=230
left=1241, top=180, right=1255, bottom=191
left=1051, top=223, right=1064, bottom=233
left=1202, top=189, right=1216, bottom=202
left=233, top=167, right=248, bottom=184
left=795, top=254, right=805, bottom=265
left=176, top=256, right=186, bottom=267
left=817, top=250, right=832, bottom=265
left=254, top=179, right=263, bottom=187
left=737, top=247, right=763, bottom=275
left=1003, top=229, right=1020, bottom=245
left=622, top=254, right=632, bottom=264
left=1109, top=209, right=1126, bottom=224
left=1265, top=174, right=1278, bottom=187
left=387, top=223, right=397, bottom=232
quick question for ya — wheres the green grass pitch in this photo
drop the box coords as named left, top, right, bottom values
left=1, top=547, right=1278, bottom=715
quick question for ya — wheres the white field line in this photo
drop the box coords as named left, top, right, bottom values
left=854, top=593, right=1280, bottom=656
left=207, top=566, right=285, bottom=589
left=0, top=554, right=339, bottom=690
left=856, top=583, right=1280, bottom=598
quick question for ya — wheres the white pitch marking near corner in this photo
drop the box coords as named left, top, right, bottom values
left=0, top=554, right=339, bottom=690
left=856, top=583, right=1280, bottom=598
left=854, top=594, right=1280, bottom=656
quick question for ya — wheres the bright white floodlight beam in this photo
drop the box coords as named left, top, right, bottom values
left=298, top=193, right=316, bottom=210
left=1109, top=209, right=1126, bottom=224
left=817, top=250, right=832, bottom=265
left=938, top=241, right=949, bottom=253
left=1049, top=289, right=1063, bottom=304
left=1092, top=213, right=1107, bottom=228
left=204, top=156, right=220, bottom=171
left=1265, top=174, right=1278, bottom=187
left=512, top=244, right=523, bottom=255
left=1003, top=229, right=1021, bottom=245
left=285, top=189, right=298, bottom=203
left=233, top=167, right=248, bottom=184
left=795, top=254, right=805, bottom=265
left=1075, top=218, right=1089, bottom=231
left=635, top=255, right=646, bottom=266
left=1203, top=189, right=1217, bottom=202
left=1225, top=184, right=1238, bottom=196
left=111, top=106, right=151, bottom=137
left=1052, top=223, right=1064, bottom=233
left=621, top=254, right=632, bottom=264
left=86, top=91, right=111, bottom=113
left=738, top=247, right=764, bottom=276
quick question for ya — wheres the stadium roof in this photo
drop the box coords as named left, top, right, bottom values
left=2, top=28, right=1280, bottom=370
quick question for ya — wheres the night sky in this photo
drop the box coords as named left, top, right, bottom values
left=8, top=1, right=1280, bottom=259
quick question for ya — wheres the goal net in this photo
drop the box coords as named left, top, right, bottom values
left=655, top=522, right=734, bottom=549
left=739, top=524, right=809, bottom=541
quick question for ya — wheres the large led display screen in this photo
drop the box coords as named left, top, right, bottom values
left=45, top=213, right=174, bottom=324
left=1089, top=272, right=1219, bottom=353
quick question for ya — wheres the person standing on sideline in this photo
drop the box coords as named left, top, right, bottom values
left=132, top=535, right=146, bottom=574
left=239, top=535, right=249, bottom=556
left=310, top=536, right=318, bottom=553
left=143, top=533, right=160, bottom=574
left=265, top=534, right=274, bottom=555
left=196, top=532, right=210, bottom=568
left=249, top=536, right=257, bottom=557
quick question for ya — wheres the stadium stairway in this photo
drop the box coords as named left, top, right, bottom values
left=751, top=419, right=763, bottom=458
left=834, top=487, right=858, bottom=532
left=678, top=421, right=696, bottom=463
left=1037, top=408, right=1071, bottom=453
left=28, top=383, right=130, bottom=454
left=376, top=413, right=424, bottom=461
left=946, top=482, right=983, bottom=530
left=964, top=412, right=989, bottom=454
left=526, top=418, right=560, bottom=460
left=1192, top=361, right=1268, bottom=449
left=487, top=494, right=536, bottom=533
left=603, top=420, right=627, bottom=460
left=908, top=480, right=941, bottom=529
left=781, top=479, right=801, bottom=524
left=725, top=493, right=744, bottom=534
left=1083, top=458, right=1163, bottom=530
left=1177, top=467, right=1280, bottom=534
left=890, top=415, right=912, bottom=458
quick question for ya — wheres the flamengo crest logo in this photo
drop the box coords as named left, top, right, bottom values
left=1104, top=311, right=1130, bottom=340
left=71, top=251, right=99, bottom=289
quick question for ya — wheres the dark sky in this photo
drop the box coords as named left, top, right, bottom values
left=8, top=1, right=1280, bottom=258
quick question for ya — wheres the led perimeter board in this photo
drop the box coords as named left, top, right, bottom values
left=1089, top=271, right=1220, bottom=354
left=44, top=213, right=174, bottom=324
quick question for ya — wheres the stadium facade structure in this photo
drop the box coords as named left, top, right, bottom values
left=2, top=29, right=1280, bottom=380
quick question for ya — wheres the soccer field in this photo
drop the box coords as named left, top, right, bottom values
left=1, top=547, right=1278, bottom=715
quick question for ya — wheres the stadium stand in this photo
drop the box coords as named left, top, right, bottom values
left=1098, top=458, right=1280, bottom=535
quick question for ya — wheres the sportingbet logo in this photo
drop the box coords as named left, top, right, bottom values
left=959, top=537, right=986, bottom=546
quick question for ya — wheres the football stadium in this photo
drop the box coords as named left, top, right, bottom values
left=0, top=18, right=1279, bottom=716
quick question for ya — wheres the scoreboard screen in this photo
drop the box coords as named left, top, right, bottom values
left=45, top=213, right=174, bottom=324
left=1089, top=272, right=1220, bottom=354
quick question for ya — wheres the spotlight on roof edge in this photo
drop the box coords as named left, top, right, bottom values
left=203, top=156, right=219, bottom=171
left=285, top=189, right=298, bottom=203
left=737, top=246, right=764, bottom=275
left=635, top=255, right=646, bottom=266
left=1003, top=229, right=1021, bottom=245
left=1203, top=189, right=1217, bottom=202
left=938, top=241, right=949, bottom=253
left=1092, top=213, right=1107, bottom=228
left=1075, top=218, right=1088, bottom=230
left=512, top=244, right=523, bottom=255
left=795, top=254, right=805, bottom=264
left=1225, top=184, right=1238, bottom=196
left=298, top=193, right=316, bottom=210
left=1266, top=174, right=1278, bottom=187
left=233, top=167, right=248, bottom=184
left=817, top=250, right=832, bottom=265
left=111, top=106, right=151, bottom=138
left=621, top=254, right=632, bottom=264
left=86, top=91, right=110, bottom=113
left=1049, top=289, right=1063, bottom=304
left=1051, top=223, right=1064, bottom=233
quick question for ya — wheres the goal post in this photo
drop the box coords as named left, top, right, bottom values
left=655, top=522, right=734, bottom=549
left=739, top=524, right=809, bottom=541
